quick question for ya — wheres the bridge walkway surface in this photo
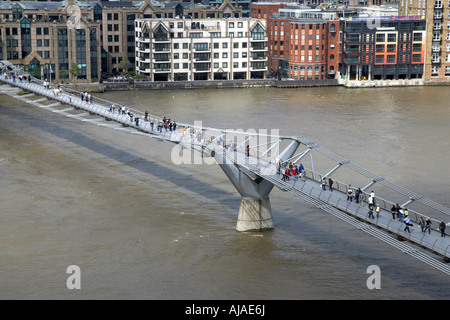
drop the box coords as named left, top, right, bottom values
left=1, top=65, right=450, bottom=275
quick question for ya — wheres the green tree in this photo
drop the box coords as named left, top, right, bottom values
left=69, top=62, right=80, bottom=81
left=118, top=57, right=132, bottom=74
left=59, top=69, right=68, bottom=79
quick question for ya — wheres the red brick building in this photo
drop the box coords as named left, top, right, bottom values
left=251, top=3, right=340, bottom=80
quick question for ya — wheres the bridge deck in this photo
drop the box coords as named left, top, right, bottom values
left=1, top=75, right=450, bottom=268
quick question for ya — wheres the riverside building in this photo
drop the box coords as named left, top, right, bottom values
left=340, top=16, right=426, bottom=82
left=0, top=0, right=242, bottom=83
left=399, top=0, right=450, bottom=83
left=251, top=3, right=340, bottom=80
left=134, top=18, right=268, bottom=81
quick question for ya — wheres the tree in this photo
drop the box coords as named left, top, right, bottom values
left=59, top=69, right=68, bottom=79
left=69, top=62, right=80, bottom=81
left=118, top=57, right=132, bottom=74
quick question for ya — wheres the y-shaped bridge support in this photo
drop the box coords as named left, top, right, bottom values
left=213, top=140, right=300, bottom=232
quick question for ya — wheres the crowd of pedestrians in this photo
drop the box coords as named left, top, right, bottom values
left=275, top=163, right=448, bottom=237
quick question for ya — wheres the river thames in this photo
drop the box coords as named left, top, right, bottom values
left=1, top=84, right=449, bottom=299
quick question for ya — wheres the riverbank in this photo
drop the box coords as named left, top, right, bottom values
left=64, top=77, right=449, bottom=93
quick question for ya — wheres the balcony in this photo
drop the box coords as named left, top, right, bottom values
left=431, top=57, right=441, bottom=63
left=250, top=53, right=267, bottom=61
left=432, top=46, right=441, bottom=53
left=153, top=67, right=171, bottom=73
left=193, top=47, right=211, bottom=53
left=153, top=36, right=171, bottom=43
left=433, top=36, right=441, bottom=42
left=153, top=63, right=171, bottom=72
left=250, top=66, right=268, bottom=71
left=250, top=44, right=267, bottom=51
left=193, top=62, right=211, bottom=72
left=153, top=45, right=171, bottom=53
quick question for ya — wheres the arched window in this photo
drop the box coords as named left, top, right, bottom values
left=12, top=4, right=23, bottom=20
left=251, top=23, right=265, bottom=40
left=330, top=54, right=335, bottom=60
left=93, top=4, right=102, bottom=21
left=153, top=24, right=169, bottom=41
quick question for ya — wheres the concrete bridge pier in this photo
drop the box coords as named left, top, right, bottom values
left=237, top=197, right=272, bottom=232
left=212, top=140, right=301, bottom=232
left=217, top=161, right=275, bottom=232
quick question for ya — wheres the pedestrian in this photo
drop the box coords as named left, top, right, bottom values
left=347, top=185, right=353, bottom=202
left=424, top=218, right=432, bottom=234
left=368, top=204, right=374, bottom=219
left=404, top=216, right=412, bottom=233
left=328, top=178, right=333, bottom=192
left=321, top=177, right=327, bottom=191
left=391, top=204, right=397, bottom=219
left=246, top=145, right=250, bottom=157
left=69, top=94, right=72, bottom=103
left=355, top=188, right=360, bottom=203
left=300, top=168, right=305, bottom=182
left=439, top=220, right=447, bottom=237
left=144, top=111, right=148, bottom=121
left=419, top=217, right=425, bottom=232
left=398, top=208, right=404, bottom=223
left=282, top=169, right=288, bottom=182
left=370, top=190, right=376, bottom=205
left=375, top=204, right=380, bottom=218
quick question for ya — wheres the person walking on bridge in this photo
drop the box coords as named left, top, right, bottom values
left=439, top=220, right=447, bottom=237
left=404, top=216, right=412, bottom=233
left=322, top=178, right=327, bottom=191
left=347, top=185, right=353, bottom=202
left=391, top=204, right=397, bottom=220
left=328, top=178, right=334, bottom=192
left=424, top=218, right=432, bottom=234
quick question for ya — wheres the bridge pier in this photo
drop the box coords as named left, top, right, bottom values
left=210, top=141, right=300, bottom=232
left=237, top=197, right=273, bottom=232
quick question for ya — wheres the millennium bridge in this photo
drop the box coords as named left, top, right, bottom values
left=1, top=61, right=450, bottom=276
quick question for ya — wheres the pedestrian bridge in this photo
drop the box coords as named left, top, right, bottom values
left=1, top=61, right=450, bottom=275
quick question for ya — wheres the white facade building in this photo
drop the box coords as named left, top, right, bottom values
left=135, top=18, right=268, bottom=81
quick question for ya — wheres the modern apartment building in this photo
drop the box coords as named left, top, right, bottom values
left=399, top=0, right=450, bottom=82
left=0, top=0, right=242, bottom=83
left=340, top=16, right=426, bottom=81
left=134, top=18, right=268, bottom=81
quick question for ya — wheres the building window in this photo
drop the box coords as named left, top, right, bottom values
left=387, top=55, right=396, bottom=63
left=376, top=55, right=384, bottom=63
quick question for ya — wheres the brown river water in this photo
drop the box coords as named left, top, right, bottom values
left=1, top=85, right=450, bottom=299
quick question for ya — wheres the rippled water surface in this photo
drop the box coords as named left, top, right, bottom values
left=1, top=85, right=450, bottom=299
